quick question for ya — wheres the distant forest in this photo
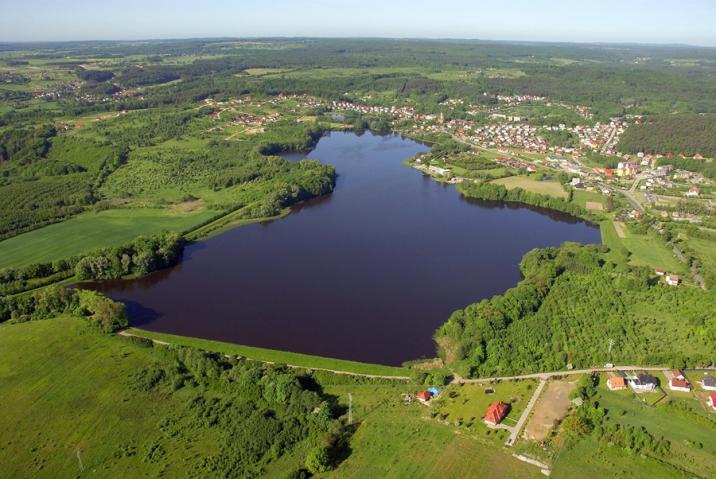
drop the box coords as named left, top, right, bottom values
left=619, top=114, right=716, bottom=158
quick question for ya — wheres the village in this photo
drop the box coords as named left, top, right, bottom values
left=404, top=367, right=716, bottom=475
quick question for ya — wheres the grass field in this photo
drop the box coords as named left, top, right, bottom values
left=0, top=208, right=217, bottom=269
left=492, top=176, right=568, bottom=198
left=571, top=190, right=606, bottom=209
left=127, top=328, right=410, bottom=378
left=321, top=379, right=541, bottom=479
left=1, top=318, right=546, bottom=478
left=0, top=318, right=225, bottom=478
left=600, top=220, right=685, bottom=272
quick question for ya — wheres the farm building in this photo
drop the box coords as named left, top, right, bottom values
left=483, top=401, right=509, bottom=426
left=607, top=375, right=627, bottom=391
left=630, top=374, right=658, bottom=393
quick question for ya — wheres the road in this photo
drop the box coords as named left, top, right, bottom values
left=505, top=379, right=547, bottom=446
left=451, top=365, right=671, bottom=384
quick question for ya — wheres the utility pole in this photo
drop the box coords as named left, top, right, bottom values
left=348, top=393, right=352, bottom=426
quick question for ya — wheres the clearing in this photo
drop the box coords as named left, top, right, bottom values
left=492, top=176, right=568, bottom=199
left=523, top=379, right=576, bottom=442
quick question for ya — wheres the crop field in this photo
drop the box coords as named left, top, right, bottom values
left=0, top=208, right=216, bottom=269
left=492, top=175, right=568, bottom=198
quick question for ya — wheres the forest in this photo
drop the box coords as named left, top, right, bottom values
left=618, top=113, right=716, bottom=159
left=434, top=243, right=716, bottom=378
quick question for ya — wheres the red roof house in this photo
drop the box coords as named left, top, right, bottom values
left=670, top=377, right=691, bottom=392
left=416, top=391, right=433, bottom=403
left=484, top=401, right=509, bottom=426
left=708, top=392, right=716, bottom=410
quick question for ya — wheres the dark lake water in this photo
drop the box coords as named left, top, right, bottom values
left=83, top=131, right=600, bottom=365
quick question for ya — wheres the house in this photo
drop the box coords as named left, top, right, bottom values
left=630, top=374, right=658, bottom=393
left=701, top=376, right=716, bottom=391
left=708, top=392, right=716, bottom=411
left=655, top=268, right=666, bottom=276
left=427, top=387, right=441, bottom=396
left=427, top=165, right=451, bottom=176
left=665, top=275, right=680, bottom=286
left=686, top=187, right=701, bottom=198
left=607, top=375, right=627, bottom=391
left=484, top=401, right=509, bottom=426
left=416, top=391, right=432, bottom=403
left=669, top=370, right=691, bottom=392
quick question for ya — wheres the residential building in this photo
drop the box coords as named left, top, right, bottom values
left=607, top=375, right=627, bottom=391
left=665, top=275, right=681, bottom=286
left=709, top=392, right=716, bottom=411
left=701, top=376, right=716, bottom=391
left=416, top=391, right=432, bottom=403
left=484, top=401, right=510, bottom=426
left=630, top=374, right=658, bottom=393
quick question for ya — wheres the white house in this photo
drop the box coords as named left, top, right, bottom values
left=665, top=275, right=680, bottom=287
left=701, top=376, right=716, bottom=391
left=629, top=374, right=658, bottom=393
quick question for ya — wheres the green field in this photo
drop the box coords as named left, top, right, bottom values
left=321, top=378, right=540, bottom=478
left=435, top=380, right=538, bottom=433
left=0, top=318, right=224, bottom=478
left=0, top=208, right=217, bottom=269
left=127, top=328, right=410, bottom=378
left=600, top=220, right=685, bottom=273
left=492, top=176, right=568, bottom=198
left=572, top=190, right=606, bottom=209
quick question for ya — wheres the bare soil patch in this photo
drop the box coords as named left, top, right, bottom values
left=586, top=201, right=603, bottom=211
left=523, top=380, right=576, bottom=442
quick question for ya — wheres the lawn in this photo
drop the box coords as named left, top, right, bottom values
left=0, top=318, right=224, bottom=478
left=572, top=190, right=606, bottom=209
left=0, top=207, right=217, bottom=269
left=433, top=380, right=538, bottom=440
left=492, top=176, right=568, bottom=198
left=321, top=378, right=541, bottom=479
left=127, top=328, right=410, bottom=378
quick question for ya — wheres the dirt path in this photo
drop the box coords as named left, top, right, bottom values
left=117, top=330, right=412, bottom=381
left=613, top=221, right=626, bottom=238
left=506, top=379, right=546, bottom=446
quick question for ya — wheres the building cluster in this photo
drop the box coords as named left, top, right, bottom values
left=467, top=123, right=547, bottom=151
left=573, top=119, right=627, bottom=154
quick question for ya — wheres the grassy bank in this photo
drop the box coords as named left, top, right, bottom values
left=126, top=328, right=411, bottom=378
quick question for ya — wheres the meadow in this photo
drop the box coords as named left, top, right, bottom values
left=492, top=175, right=568, bottom=198
left=0, top=208, right=216, bottom=269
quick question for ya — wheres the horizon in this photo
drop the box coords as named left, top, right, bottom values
left=2, top=35, right=716, bottom=50
left=1, top=0, right=715, bottom=47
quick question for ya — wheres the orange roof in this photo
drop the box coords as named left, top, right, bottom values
left=484, top=401, right=509, bottom=425
left=608, top=376, right=626, bottom=388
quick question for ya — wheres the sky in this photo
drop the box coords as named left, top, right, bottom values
left=0, top=0, right=715, bottom=46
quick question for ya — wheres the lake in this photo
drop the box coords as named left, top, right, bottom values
left=83, top=131, right=600, bottom=365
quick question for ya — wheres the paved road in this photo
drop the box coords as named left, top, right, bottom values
left=506, top=379, right=547, bottom=446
